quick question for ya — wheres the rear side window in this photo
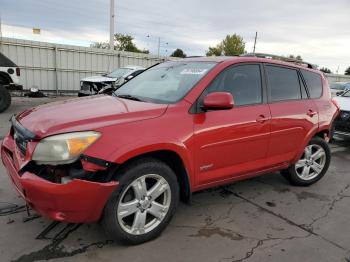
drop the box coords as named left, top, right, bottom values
left=206, top=64, right=262, bottom=106
left=266, top=66, right=301, bottom=102
left=301, top=70, right=323, bottom=98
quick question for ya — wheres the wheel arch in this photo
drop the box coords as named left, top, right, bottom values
left=114, top=149, right=192, bottom=203
left=0, top=72, right=12, bottom=85
left=293, top=127, right=330, bottom=163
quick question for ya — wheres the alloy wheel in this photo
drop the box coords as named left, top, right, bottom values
left=117, top=174, right=171, bottom=235
left=295, top=144, right=327, bottom=181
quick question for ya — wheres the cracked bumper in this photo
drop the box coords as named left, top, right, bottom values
left=1, top=134, right=118, bottom=223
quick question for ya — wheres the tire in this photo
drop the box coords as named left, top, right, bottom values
left=101, top=158, right=179, bottom=245
left=281, top=137, right=331, bottom=186
left=0, top=85, right=11, bottom=113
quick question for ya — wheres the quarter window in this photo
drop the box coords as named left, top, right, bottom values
left=301, top=70, right=323, bottom=98
left=266, top=66, right=301, bottom=102
left=206, top=64, right=262, bottom=106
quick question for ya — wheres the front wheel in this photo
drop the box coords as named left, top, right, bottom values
left=281, top=137, right=331, bottom=186
left=101, top=158, right=179, bottom=245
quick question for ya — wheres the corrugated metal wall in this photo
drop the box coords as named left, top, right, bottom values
left=325, top=73, right=350, bottom=83
left=0, top=37, right=167, bottom=93
left=1, top=37, right=349, bottom=93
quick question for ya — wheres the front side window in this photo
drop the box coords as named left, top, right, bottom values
left=115, top=62, right=216, bottom=103
left=266, top=66, right=301, bottom=102
left=206, top=64, right=263, bottom=106
left=301, top=70, right=323, bottom=98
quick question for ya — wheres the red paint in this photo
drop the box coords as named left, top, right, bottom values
left=202, top=92, right=234, bottom=110
left=1, top=57, right=339, bottom=223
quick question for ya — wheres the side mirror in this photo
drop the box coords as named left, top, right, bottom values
left=202, top=92, right=234, bottom=111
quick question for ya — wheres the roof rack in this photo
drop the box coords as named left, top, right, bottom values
left=241, top=53, right=317, bottom=70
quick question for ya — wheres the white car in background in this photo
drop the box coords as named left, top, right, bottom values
left=333, top=89, right=350, bottom=139
left=78, top=65, right=145, bottom=96
left=0, top=52, right=22, bottom=112
left=330, top=82, right=350, bottom=97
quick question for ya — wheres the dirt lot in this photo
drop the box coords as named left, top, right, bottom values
left=1, top=97, right=350, bottom=262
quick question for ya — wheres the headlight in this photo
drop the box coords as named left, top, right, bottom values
left=32, top=131, right=101, bottom=165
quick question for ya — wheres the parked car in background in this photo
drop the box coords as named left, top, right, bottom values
left=1, top=55, right=339, bottom=245
left=0, top=52, right=22, bottom=112
left=333, top=89, right=350, bottom=139
left=330, top=82, right=350, bottom=97
left=78, top=65, right=145, bottom=96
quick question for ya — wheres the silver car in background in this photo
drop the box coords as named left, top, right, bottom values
left=78, top=65, right=145, bottom=96
left=330, top=82, right=350, bottom=97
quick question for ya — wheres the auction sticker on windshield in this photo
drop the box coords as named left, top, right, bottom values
left=180, top=68, right=208, bottom=75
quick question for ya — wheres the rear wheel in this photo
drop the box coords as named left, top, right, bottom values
left=281, top=137, right=331, bottom=186
left=101, top=158, right=179, bottom=245
left=0, top=85, right=11, bottom=113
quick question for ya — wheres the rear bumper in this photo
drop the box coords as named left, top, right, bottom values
left=1, top=135, right=118, bottom=223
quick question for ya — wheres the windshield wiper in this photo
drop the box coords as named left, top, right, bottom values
left=115, top=94, right=144, bottom=101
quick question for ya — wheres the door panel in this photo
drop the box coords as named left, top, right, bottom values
left=264, top=65, right=318, bottom=166
left=267, top=100, right=318, bottom=166
left=194, top=104, right=271, bottom=184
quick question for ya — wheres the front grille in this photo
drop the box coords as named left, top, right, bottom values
left=11, top=116, right=37, bottom=156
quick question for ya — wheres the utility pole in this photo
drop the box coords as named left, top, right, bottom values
left=109, top=0, right=115, bottom=50
left=0, top=15, right=3, bottom=52
left=157, top=37, right=160, bottom=58
left=253, top=31, right=258, bottom=54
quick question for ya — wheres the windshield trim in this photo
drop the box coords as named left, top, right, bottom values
left=114, top=61, right=218, bottom=105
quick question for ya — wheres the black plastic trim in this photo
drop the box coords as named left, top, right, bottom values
left=80, top=154, right=115, bottom=168
left=11, top=115, right=37, bottom=140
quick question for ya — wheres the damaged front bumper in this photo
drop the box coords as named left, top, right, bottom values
left=1, top=134, right=118, bottom=223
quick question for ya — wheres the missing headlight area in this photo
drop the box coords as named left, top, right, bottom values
left=22, top=157, right=116, bottom=184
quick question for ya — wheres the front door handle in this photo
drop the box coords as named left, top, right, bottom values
left=256, top=115, right=269, bottom=123
left=307, top=110, right=317, bottom=117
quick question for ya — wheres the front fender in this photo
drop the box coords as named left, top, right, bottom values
left=108, top=141, right=195, bottom=190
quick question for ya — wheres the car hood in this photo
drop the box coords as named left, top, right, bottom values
left=334, top=96, right=350, bottom=111
left=81, top=75, right=118, bottom=83
left=16, top=95, right=168, bottom=138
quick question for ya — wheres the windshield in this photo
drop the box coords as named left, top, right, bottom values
left=107, top=68, right=133, bottom=78
left=114, top=62, right=216, bottom=103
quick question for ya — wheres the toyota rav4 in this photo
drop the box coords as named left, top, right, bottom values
left=1, top=55, right=339, bottom=244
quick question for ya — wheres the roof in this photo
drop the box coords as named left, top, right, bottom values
left=175, top=56, right=320, bottom=73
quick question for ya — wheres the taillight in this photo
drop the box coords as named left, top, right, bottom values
left=16, top=67, right=20, bottom=76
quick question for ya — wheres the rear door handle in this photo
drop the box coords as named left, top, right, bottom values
left=256, top=115, right=269, bottom=123
left=307, top=110, right=317, bottom=117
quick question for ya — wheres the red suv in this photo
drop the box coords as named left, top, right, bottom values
left=1, top=55, right=339, bottom=244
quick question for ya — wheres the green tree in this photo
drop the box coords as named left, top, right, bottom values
left=345, top=66, right=350, bottom=75
left=170, top=48, right=187, bottom=58
left=90, top=42, right=109, bottom=49
left=320, top=67, right=332, bottom=74
left=206, top=34, right=245, bottom=56
left=91, top=34, right=149, bottom=54
left=288, top=55, right=303, bottom=61
left=206, top=46, right=223, bottom=56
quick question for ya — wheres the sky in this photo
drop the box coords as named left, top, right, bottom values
left=0, top=0, right=349, bottom=74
